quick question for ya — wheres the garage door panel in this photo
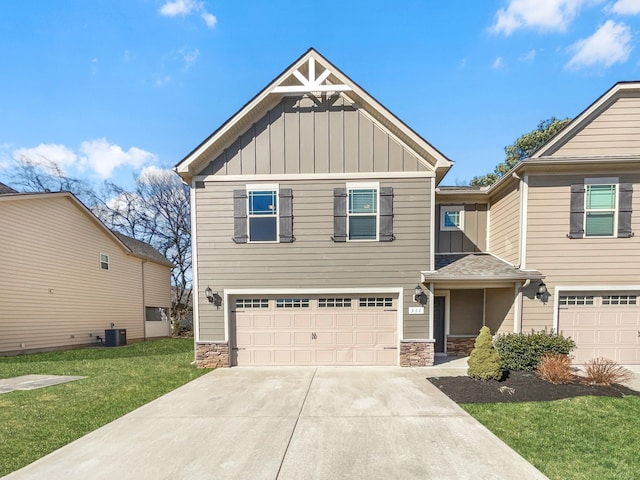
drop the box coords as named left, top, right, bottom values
left=232, top=295, right=398, bottom=366
left=559, top=291, right=640, bottom=364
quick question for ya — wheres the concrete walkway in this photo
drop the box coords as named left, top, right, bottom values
left=4, top=367, right=547, bottom=480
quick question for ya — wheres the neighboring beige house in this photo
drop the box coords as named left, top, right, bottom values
left=176, top=49, right=640, bottom=367
left=0, top=186, right=173, bottom=354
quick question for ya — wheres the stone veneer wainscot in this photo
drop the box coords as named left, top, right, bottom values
left=399, top=340, right=435, bottom=366
left=196, top=342, right=229, bottom=368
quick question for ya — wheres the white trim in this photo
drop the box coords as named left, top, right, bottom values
left=194, top=171, right=434, bottom=183
left=514, top=282, right=522, bottom=333
left=584, top=178, right=619, bottom=238
left=246, top=183, right=280, bottom=244
left=190, top=182, right=201, bottom=344
left=518, top=175, right=528, bottom=268
left=99, top=253, right=109, bottom=271
left=440, top=205, right=464, bottom=231
left=482, top=288, right=486, bottom=327
left=346, top=182, right=380, bottom=242
left=486, top=201, right=491, bottom=251
left=430, top=177, right=435, bottom=273
left=584, top=176, right=618, bottom=185
left=553, top=284, right=640, bottom=330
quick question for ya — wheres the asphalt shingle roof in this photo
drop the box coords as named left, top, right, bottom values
left=0, top=182, right=18, bottom=194
left=112, top=232, right=173, bottom=267
left=424, top=253, right=543, bottom=281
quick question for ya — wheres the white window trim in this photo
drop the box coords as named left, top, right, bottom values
left=100, top=253, right=109, bottom=270
left=246, top=183, right=279, bottom=243
left=346, top=181, right=379, bottom=242
left=584, top=177, right=618, bottom=238
left=440, top=205, right=464, bottom=231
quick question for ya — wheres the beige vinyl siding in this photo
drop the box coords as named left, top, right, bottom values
left=485, top=287, right=515, bottom=334
left=0, top=196, right=145, bottom=354
left=199, top=96, right=426, bottom=176
left=488, top=185, right=520, bottom=264
left=195, top=177, right=432, bottom=340
left=436, top=203, right=487, bottom=253
left=552, top=97, right=640, bottom=157
left=523, top=173, right=640, bottom=331
left=143, top=262, right=171, bottom=309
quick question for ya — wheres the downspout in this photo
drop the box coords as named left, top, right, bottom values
left=516, top=173, right=529, bottom=333
left=190, top=178, right=200, bottom=362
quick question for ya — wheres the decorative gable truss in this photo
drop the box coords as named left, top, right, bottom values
left=272, top=57, right=351, bottom=95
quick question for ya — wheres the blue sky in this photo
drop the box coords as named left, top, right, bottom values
left=1, top=0, right=640, bottom=188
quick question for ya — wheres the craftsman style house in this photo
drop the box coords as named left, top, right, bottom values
left=176, top=49, right=640, bottom=367
left=0, top=187, right=173, bottom=354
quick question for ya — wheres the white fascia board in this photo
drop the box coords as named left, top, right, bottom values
left=194, top=171, right=434, bottom=183
left=518, top=175, right=529, bottom=269
left=272, top=85, right=351, bottom=93
left=190, top=182, right=201, bottom=345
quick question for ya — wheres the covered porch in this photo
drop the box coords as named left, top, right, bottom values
left=423, top=254, right=544, bottom=356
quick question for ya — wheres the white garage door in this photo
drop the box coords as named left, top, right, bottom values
left=231, top=295, right=398, bottom=366
left=558, top=292, right=640, bottom=364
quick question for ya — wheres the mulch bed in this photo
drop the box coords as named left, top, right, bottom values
left=427, top=370, right=640, bottom=403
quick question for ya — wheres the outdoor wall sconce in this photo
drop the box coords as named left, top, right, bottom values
left=414, top=285, right=428, bottom=306
left=535, top=281, right=548, bottom=300
left=205, top=286, right=222, bottom=308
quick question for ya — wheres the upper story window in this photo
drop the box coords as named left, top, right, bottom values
left=248, top=185, right=278, bottom=242
left=585, top=182, right=616, bottom=237
left=347, top=183, right=378, bottom=241
left=568, top=178, right=633, bottom=239
left=100, top=254, right=109, bottom=270
left=440, top=206, right=464, bottom=231
left=232, top=185, right=293, bottom=244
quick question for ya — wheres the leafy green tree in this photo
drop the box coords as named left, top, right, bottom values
left=470, top=117, right=571, bottom=186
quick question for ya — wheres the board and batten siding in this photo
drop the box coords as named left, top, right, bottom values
left=194, top=177, right=432, bottom=341
left=198, top=96, right=428, bottom=176
left=0, top=196, right=145, bottom=354
left=522, top=173, right=640, bottom=331
left=551, top=97, right=640, bottom=157
left=436, top=203, right=487, bottom=253
left=488, top=185, right=520, bottom=265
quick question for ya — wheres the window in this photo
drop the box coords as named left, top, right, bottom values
left=359, top=297, right=393, bottom=308
left=276, top=298, right=310, bottom=308
left=145, top=307, right=169, bottom=321
left=248, top=186, right=278, bottom=242
left=559, top=295, right=594, bottom=306
left=235, top=298, right=269, bottom=309
left=318, top=298, right=352, bottom=308
left=100, top=254, right=109, bottom=270
left=347, top=183, right=378, bottom=241
left=602, top=295, right=637, bottom=305
left=585, top=183, right=616, bottom=237
left=441, top=206, right=464, bottom=231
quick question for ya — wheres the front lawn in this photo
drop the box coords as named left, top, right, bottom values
left=463, top=396, right=640, bottom=480
left=0, top=339, right=207, bottom=477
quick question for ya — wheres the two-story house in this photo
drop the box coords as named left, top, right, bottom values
left=176, top=49, right=640, bottom=367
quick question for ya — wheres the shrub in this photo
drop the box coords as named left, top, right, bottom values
left=467, top=326, right=503, bottom=381
left=536, top=354, right=575, bottom=384
left=583, top=357, right=633, bottom=386
left=494, top=329, right=576, bottom=371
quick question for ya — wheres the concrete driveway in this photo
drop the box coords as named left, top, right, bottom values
left=5, top=367, right=547, bottom=480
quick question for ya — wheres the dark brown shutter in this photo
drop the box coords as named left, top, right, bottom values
left=332, top=188, right=347, bottom=242
left=232, top=189, right=248, bottom=243
left=567, top=184, right=585, bottom=239
left=279, top=188, right=294, bottom=243
left=379, top=187, right=394, bottom=242
left=618, top=183, right=633, bottom=238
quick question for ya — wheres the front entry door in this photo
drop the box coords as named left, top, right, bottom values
left=434, top=296, right=445, bottom=353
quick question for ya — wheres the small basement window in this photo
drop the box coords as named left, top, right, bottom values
left=145, top=307, right=169, bottom=321
left=100, top=254, right=109, bottom=270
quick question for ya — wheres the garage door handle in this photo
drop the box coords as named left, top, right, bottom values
left=383, top=347, right=398, bottom=350
left=637, top=331, right=640, bottom=338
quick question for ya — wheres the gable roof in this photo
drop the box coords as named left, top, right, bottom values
left=0, top=191, right=172, bottom=268
left=532, top=81, right=640, bottom=159
left=422, top=253, right=543, bottom=282
left=175, top=48, right=453, bottom=183
left=0, top=182, right=18, bottom=194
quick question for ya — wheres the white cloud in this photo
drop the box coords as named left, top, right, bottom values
left=492, top=56, right=505, bottom=69
left=519, top=49, right=537, bottom=62
left=566, top=20, right=632, bottom=69
left=154, top=75, right=172, bottom=87
left=159, top=0, right=216, bottom=28
left=609, top=0, right=640, bottom=14
left=13, top=144, right=77, bottom=174
left=179, top=47, right=200, bottom=70
left=492, top=0, right=598, bottom=35
left=138, top=165, right=176, bottom=183
left=79, top=138, right=156, bottom=178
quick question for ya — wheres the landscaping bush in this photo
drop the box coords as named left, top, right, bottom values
left=536, top=354, right=575, bottom=384
left=583, top=357, right=633, bottom=386
left=467, top=326, right=503, bottom=381
left=494, top=329, right=575, bottom=371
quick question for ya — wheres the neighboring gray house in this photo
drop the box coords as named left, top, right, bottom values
left=177, top=50, right=640, bottom=367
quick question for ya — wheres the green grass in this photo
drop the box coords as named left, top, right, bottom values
left=0, top=339, right=208, bottom=477
left=463, top=396, right=640, bottom=480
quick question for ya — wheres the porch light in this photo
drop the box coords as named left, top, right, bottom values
left=414, top=285, right=428, bottom=306
left=205, top=286, right=222, bottom=308
left=535, top=281, right=548, bottom=300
